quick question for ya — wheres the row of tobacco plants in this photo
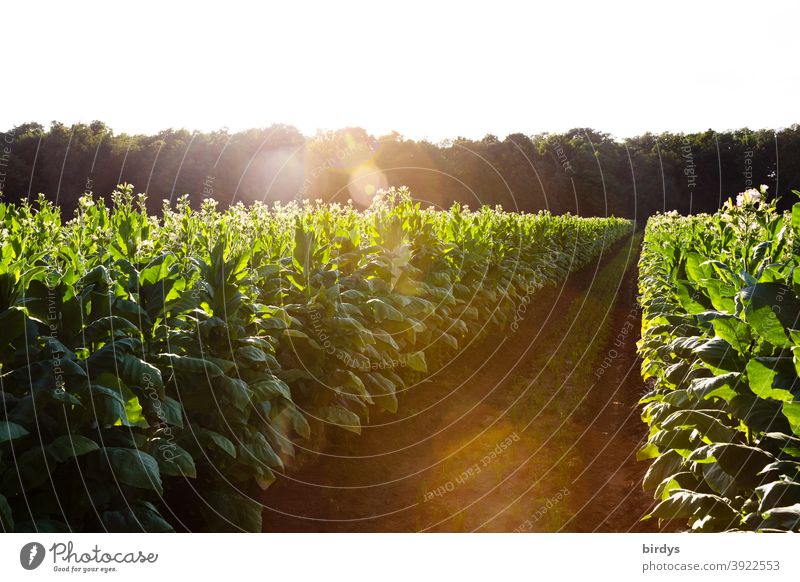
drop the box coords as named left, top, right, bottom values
left=638, top=187, right=800, bottom=531
left=0, top=185, right=631, bottom=532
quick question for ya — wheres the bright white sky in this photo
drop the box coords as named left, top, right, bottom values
left=2, top=0, right=799, bottom=141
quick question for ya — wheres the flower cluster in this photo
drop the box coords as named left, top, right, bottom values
left=735, top=184, right=769, bottom=208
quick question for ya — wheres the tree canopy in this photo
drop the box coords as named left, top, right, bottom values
left=1, top=121, right=797, bottom=224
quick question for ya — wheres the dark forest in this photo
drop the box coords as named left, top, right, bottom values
left=2, top=121, right=798, bottom=223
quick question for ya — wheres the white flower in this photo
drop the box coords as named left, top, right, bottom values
left=736, top=188, right=762, bottom=207
left=759, top=184, right=769, bottom=194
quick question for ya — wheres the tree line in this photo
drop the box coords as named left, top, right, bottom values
left=1, top=121, right=798, bottom=223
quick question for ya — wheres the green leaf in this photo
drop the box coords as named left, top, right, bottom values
left=0, top=307, right=26, bottom=344
left=760, top=460, right=800, bottom=480
left=730, top=393, right=791, bottom=434
left=655, top=471, right=697, bottom=501
left=101, top=448, right=163, bottom=494
left=1, top=448, right=53, bottom=493
left=239, top=432, right=283, bottom=470
left=319, top=405, right=361, bottom=434
left=741, top=283, right=800, bottom=347
left=47, top=435, right=99, bottom=462
left=158, top=353, right=225, bottom=377
left=674, top=281, right=712, bottom=314
left=406, top=351, right=427, bottom=373
left=637, top=442, right=660, bottom=461
left=251, top=376, right=292, bottom=401
left=0, top=421, right=29, bottom=443
left=216, top=376, right=253, bottom=414
left=643, top=450, right=685, bottom=491
left=366, top=298, right=404, bottom=322
left=693, top=338, right=744, bottom=372
left=120, top=355, right=164, bottom=399
left=746, top=358, right=797, bottom=403
left=709, top=443, right=774, bottom=488
left=783, top=401, right=800, bottom=435
left=101, top=501, right=175, bottom=533
left=197, top=429, right=237, bottom=458
left=0, top=493, right=13, bottom=532
left=647, top=489, right=737, bottom=524
left=661, top=410, right=739, bottom=443
left=758, top=503, right=800, bottom=531
left=236, top=345, right=270, bottom=366
left=364, top=372, right=398, bottom=413
left=200, top=490, right=262, bottom=532
left=151, top=442, right=196, bottom=478
left=702, top=461, right=741, bottom=497
left=688, top=372, right=742, bottom=403
left=756, top=481, right=800, bottom=512
left=161, top=396, right=184, bottom=428
left=290, top=406, right=311, bottom=440
left=88, top=384, right=129, bottom=427
left=710, top=316, right=751, bottom=354
left=84, top=316, right=140, bottom=340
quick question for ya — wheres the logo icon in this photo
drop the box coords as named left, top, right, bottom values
left=20, top=542, right=46, bottom=570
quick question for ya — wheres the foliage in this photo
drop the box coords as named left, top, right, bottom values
left=0, top=185, right=631, bottom=532
left=2, top=121, right=798, bottom=222
left=637, top=189, right=800, bottom=531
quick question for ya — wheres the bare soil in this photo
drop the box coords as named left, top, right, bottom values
left=261, top=235, right=662, bottom=532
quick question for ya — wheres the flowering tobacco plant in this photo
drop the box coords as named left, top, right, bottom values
left=638, top=187, right=800, bottom=532
left=0, top=185, right=631, bottom=532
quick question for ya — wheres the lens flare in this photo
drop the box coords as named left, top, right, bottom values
left=348, top=162, right=388, bottom=207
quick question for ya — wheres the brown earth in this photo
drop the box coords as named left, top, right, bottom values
left=261, top=234, right=664, bottom=532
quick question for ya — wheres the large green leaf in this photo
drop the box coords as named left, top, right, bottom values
left=710, top=316, right=751, bottom=354
left=661, top=410, right=739, bottom=443
left=319, top=405, right=361, bottom=434
left=758, top=503, right=800, bottom=531
left=101, top=501, right=174, bottom=533
left=693, top=338, right=744, bottom=372
left=756, top=481, right=800, bottom=512
left=643, top=450, right=685, bottom=491
left=151, top=441, right=197, bottom=478
left=746, top=358, right=798, bottom=403
left=101, top=447, right=163, bottom=494
left=709, top=443, right=774, bottom=488
left=200, top=490, right=262, bottom=532
left=647, top=489, right=737, bottom=524
left=47, top=435, right=99, bottom=462
left=0, top=421, right=29, bottom=443
left=406, top=351, right=427, bottom=373
left=741, top=283, right=800, bottom=347
left=1, top=447, right=53, bottom=493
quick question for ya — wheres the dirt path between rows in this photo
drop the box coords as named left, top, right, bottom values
left=261, top=234, right=661, bottom=532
